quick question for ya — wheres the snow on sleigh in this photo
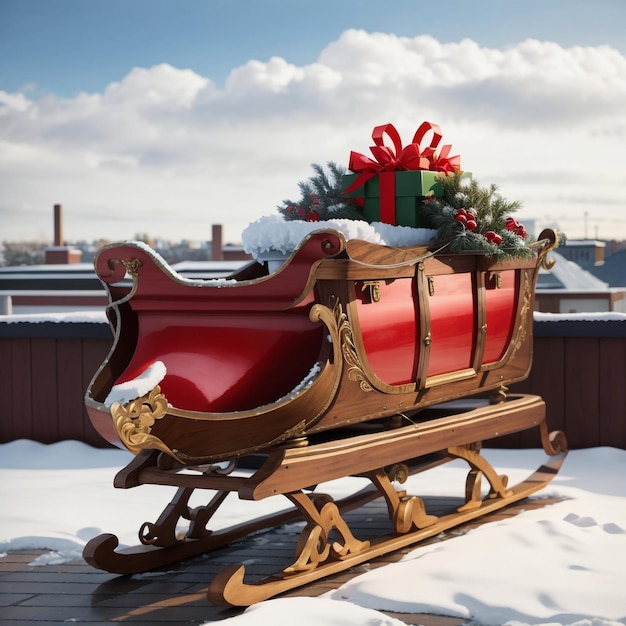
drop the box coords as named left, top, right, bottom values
left=83, top=123, right=568, bottom=606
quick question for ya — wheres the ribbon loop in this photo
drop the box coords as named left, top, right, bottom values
left=343, top=121, right=461, bottom=195
left=412, top=121, right=443, bottom=151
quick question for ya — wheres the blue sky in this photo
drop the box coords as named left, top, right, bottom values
left=1, top=0, right=626, bottom=244
left=2, top=0, right=623, bottom=97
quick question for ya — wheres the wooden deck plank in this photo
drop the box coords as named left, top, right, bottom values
left=0, top=495, right=560, bottom=625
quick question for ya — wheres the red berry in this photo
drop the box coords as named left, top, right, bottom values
left=306, top=211, right=320, bottom=222
left=455, top=214, right=468, bottom=224
left=466, top=219, right=477, bottom=231
left=505, top=217, right=527, bottom=238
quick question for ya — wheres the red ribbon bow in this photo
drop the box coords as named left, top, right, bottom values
left=343, top=121, right=461, bottom=195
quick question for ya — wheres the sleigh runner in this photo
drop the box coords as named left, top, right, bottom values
left=83, top=226, right=567, bottom=605
left=85, top=393, right=566, bottom=606
left=83, top=121, right=568, bottom=604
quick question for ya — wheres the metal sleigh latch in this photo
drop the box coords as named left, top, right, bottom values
left=427, top=276, right=435, bottom=296
left=361, top=281, right=381, bottom=303
left=487, top=271, right=502, bottom=289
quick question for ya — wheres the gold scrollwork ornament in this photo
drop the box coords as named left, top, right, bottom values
left=111, top=385, right=177, bottom=457
left=121, top=257, right=142, bottom=278
left=333, top=299, right=373, bottom=392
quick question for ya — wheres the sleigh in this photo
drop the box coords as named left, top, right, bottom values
left=83, top=227, right=567, bottom=606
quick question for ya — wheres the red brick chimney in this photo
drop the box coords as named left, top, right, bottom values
left=54, top=203, right=63, bottom=246
left=45, top=204, right=82, bottom=264
left=212, top=224, right=224, bottom=261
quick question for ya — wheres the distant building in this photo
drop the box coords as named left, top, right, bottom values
left=0, top=259, right=249, bottom=315
left=556, top=239, right=605, bottom=269
left=0, top=220, right=251, bottom=315
left=555, top=238, right=626, bottom=289
left=586, top=248, right=626, bottom=288
left=535, top=250, right=626, bottom=313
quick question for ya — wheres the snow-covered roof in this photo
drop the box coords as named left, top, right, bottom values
left=587, top=248, right=626, bottom=287
left=0, top=263, right=96, bottom=275
left=537, top=250, right=609, bottom=290
left=562, top=239, right=606, bottom=247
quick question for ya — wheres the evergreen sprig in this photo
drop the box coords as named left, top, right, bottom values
left=421, top=173, right=532, bottom=259
left=276, top=164, right=532, bottom=259
left=277, top=162, right=363, bottom=221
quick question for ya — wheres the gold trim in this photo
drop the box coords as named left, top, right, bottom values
left=415, top=262, right=431, bottom=388
left=111, top=385, right=178, bottom=458
left=419, top=264, right=482, bottom=389
left=509, top=273, right=532, bottom=361
left=478, top=266, right=530, bottom=373
left=536, top=228, right=559, bottom=271
left=122, top=257, right=142, bottom=278
left=423, top=367, right=478, bottom=389
left=472, top=270, right=487, bottom=373
left=334, top=298, right=374, bottom=392
left=341, top=279, right=418, bottom=395
left=427, top=275, right=435, bottom=296
left=107, top=257, right=142, bottom=307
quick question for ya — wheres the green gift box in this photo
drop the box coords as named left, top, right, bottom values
left=341, top=170, right=444, bottom=228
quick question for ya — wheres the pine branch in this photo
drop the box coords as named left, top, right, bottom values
left=421, top=173, right=532, bottom=259
left=276, top=165, right=532, bottom=259
left=277, top=161, right=363, bottom=221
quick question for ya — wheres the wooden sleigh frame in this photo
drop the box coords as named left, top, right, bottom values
left=85, top=228, right=559, bottom=463
left=84, top=393, right=567, bottom=606
left=83, top=226, right=567, bottom=605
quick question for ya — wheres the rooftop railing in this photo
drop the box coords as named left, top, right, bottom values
left=1, top=314, right=625, bottom=450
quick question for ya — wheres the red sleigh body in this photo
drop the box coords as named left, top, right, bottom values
left=85, top=228, right=557, bottom=465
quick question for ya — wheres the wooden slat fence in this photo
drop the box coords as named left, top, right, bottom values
left=0, top=322, right=111, bottom=447
left=1, top=318, right=625, bottom=449
left=505, top=319, right=626, bottom=449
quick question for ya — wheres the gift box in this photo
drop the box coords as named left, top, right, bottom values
left=341, top=121, right=461, bottom=228
left=342, top=170, right=443, bottom=228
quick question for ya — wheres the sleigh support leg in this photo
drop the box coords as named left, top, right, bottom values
left=365, top=466, right=438, bottom=533
left=83, top=396, right=568, bottom=605
left=83, top=471, right=384, bottom=575
left=207, top=433, right=568, bottom=607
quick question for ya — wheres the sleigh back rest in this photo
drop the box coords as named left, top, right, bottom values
left=92, top=232, right=346, bottom=413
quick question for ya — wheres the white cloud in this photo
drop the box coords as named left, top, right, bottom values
left=0, top=90, right=32, bottom=113
left=1, top=31, right=625, bottom=243
left=103, top=64, right=211, bottom=109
